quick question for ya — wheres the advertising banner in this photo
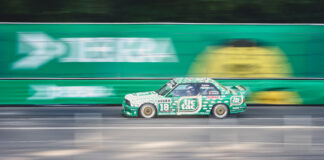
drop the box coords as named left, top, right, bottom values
left=0, top=23, right=324, bottom=105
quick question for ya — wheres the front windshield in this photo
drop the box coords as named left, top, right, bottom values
left=156, top=80, right=177, bottom=95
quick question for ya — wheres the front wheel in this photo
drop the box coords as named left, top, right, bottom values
left=211, top=104, right=229, bottom=119
left=139, top=104, right=156, bottom=119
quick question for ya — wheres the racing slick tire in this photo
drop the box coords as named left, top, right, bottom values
left=211, top=104, right=229, bottom=119
left=139, top=104, right=156, bottom=119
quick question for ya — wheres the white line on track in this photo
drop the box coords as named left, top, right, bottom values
left=1, top=125, right=324, bottom=130
left=0, top=141, right=323, bottom=146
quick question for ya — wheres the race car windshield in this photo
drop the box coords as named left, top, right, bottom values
left=156, top=81, right=176, bottom=96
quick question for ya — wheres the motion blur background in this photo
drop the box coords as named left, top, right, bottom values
left=3, top=1, right=324, bottom=160
left=1, top=0, right=324, bottom=105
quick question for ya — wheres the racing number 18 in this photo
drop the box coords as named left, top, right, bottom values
left=160, top=103, right=169, bottom=112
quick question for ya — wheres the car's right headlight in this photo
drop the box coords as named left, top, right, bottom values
left=125, top=99, right=131, bottom=106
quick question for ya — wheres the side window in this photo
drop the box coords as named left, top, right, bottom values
left=199, top=83, right=220, bottom=96
left=169, top=83, right=199, bottom=97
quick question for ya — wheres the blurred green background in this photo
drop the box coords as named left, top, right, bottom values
left=1, top=0, right=324, bottom=105
left=0, top=24, right=324, bottom=105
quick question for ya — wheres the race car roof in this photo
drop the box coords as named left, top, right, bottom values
left=172, top=77, right=214, bottom=84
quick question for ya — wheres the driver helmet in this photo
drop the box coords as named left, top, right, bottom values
left=186, top=85, right=196, bottom=96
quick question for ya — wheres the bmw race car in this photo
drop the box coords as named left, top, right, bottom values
left=122, top=78, right=247, bottom=119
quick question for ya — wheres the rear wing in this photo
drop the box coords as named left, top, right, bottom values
left=233, top=85, right=246, bottom=91
left=230, top=85, right=247, bottom=96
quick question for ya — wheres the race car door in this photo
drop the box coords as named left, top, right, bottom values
left=167, top=83, right=202, bottom=115
left=198, top=83, right=221, bottom=114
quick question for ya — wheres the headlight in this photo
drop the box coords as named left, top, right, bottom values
left=125, top=99, right=131, bottom=106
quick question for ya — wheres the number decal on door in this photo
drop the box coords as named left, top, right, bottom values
left=159, top=103, right=170, bottom=112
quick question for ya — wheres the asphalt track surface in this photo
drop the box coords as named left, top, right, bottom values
left=1, top=106, right=324, bottom=160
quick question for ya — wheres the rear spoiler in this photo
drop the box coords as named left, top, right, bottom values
left=229, top=85, right=247, bottom=96
left=234, top=85, right=246, bottom=91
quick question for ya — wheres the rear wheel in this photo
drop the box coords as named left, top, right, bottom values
left=140, top=104, right=156, bottom=119
left=211, top=104, right=229, bottom=119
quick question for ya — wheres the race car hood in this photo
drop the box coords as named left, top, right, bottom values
left=125, top=91, right=163, bottom=107
left=129, top=91, right=157, bottom=97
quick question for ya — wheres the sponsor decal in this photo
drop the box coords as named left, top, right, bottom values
left=230, top=96, right=243, bottom=105
left=179, top=98, right=198, bottom=112
left=207, top=96, right=220, bottom=99
left=158, top=99, right=171, bottom=103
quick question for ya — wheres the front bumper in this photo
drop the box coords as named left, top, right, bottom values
left=121, top=100, right=139, bottom=117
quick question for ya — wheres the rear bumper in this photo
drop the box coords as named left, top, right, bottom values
left=229, top=103, right=247, bottom=114
left=121, top=101, right=139, bottom=117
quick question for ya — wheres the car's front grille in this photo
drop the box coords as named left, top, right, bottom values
left=125, top=99, right=130, bottom=106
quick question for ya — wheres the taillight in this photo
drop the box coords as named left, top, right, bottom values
left=243, top=98, right=246, bottom=103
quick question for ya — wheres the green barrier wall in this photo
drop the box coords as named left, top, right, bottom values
left=0, top=79, right=323, bottom=105
left=0, top=23, right=324, bottom=105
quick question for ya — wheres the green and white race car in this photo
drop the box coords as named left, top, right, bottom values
left=122, top=77, right=247, bottom=119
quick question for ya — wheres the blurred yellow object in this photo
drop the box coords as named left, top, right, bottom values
left=250, top=91, right=302, bottom=104
left=188, top=40, right=301, bottom=104
left=189, top=45, right=292, bottom=78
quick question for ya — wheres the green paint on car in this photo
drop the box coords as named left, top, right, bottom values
left=122, top=78, right=247, bottom=118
